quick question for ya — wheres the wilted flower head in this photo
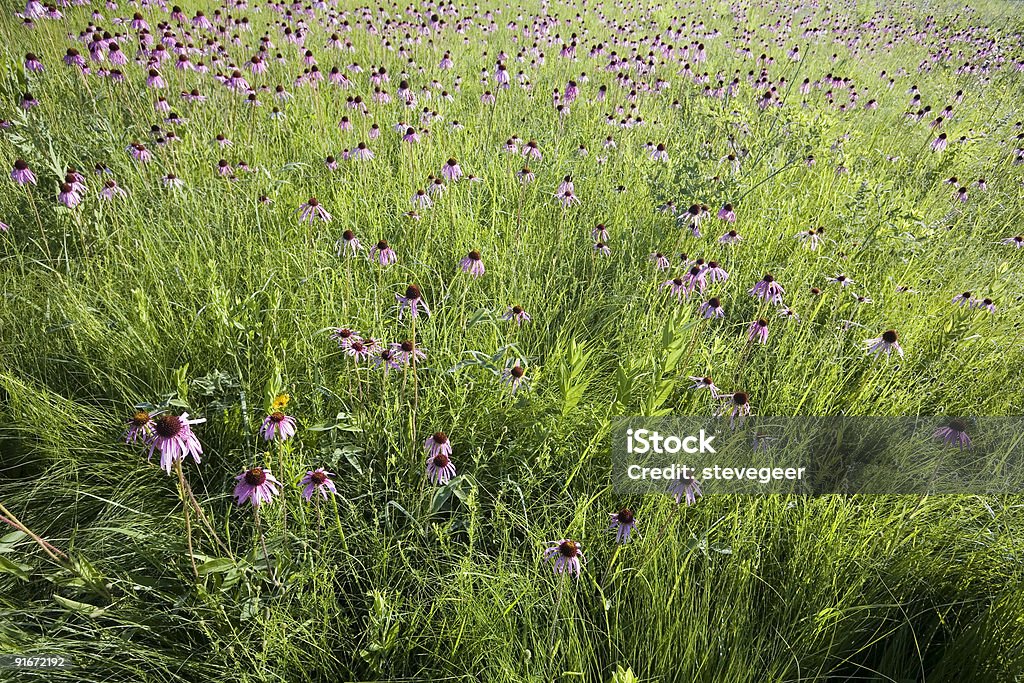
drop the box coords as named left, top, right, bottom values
left=669, top=475, right=703, bottom=505
left=124, top=410, right=154, bottom=443
left=609, top=508, right=636, bottom=543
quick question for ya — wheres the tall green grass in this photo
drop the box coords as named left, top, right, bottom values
left=1, top=0, right=1023, bottom=680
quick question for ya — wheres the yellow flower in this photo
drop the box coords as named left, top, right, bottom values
left=271, top=393, right=290, bottom=411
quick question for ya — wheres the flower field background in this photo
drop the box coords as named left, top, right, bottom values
left=1, top=0, right=1024, bottom=680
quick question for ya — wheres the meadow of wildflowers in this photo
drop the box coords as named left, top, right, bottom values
left=1, top=0, right=1024, bottom=679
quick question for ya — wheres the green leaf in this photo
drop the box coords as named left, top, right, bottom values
left=0, top=555, right=31, bottom=581
left=0, top=530, right=28, bottom=553
left=608, top=665, right=639, bottom=683
left=53, top=595, right=107, bottom=617
left=240, top=596, right=261, bottom=621
left=197, top=558, right=237, bottom=576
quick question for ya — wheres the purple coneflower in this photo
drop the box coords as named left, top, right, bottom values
left=555, top=188, right=580, bottom=207
left=689, top=376, right=720, bottom=397
left=543, top=539, right=584, bottom=578
left=682, top=265, right=707, bottom=295
left=516, top=167, right=535, bottom=184
left=795, top=228, right=823, bottom=250
left=749, top=274, right=785, bottom=305
left=391, top=339, right=426, bottom=365
left=410, top=189, right=432, bottom=208
left=718, top=391, right=751, bottom=427
left=57, top=183, right=81, bottom=208
left=426, top=451, right=456, bottom=485
left=747, top=319, right=770, bottom=344
left=300, top=468, right=338, bottom=500
left=442, top=158, right=462, bottom=181
left=522, top=140, right=541, bottom=159
left=501, top=364, right=527, bottom=393
left=649, top=252, right=671, bottom=271
left=952, top=291, right=973, bottom=307
left=336, top=229, right=361, bottom=256
left=233, top=467, right=282, bottom=507
left=649, top=143, right=669, bottom=162
left=703, top=261, right=729, bottom=283
left=609, top=508, right=636, bottom=543
left=670, top=475, right=703, bottom=505
left=699, top=297, right=725, bottom=319
left=100, top=179, right=126, bottom=200
left=459, top=250, right=485, bottom=277
left=661, top=277, right=688, bottom=301
left=396, top=284, right=430, bottom=318
left=503, top=305, right=531, bottom=324
left=297, top=197, right=331, bottom=224
left=148, top=413, right=205, bottom=473
left=373, top=347, right=401, bottom=372
left=124, top=410, right=154, bottom=443
left=329, top=327, right=359, bottom=349
left=718, top=229, right=743, bottom=244
left=717, top=203, right=736, bottom=222
left=261, top=411, right=297, bottom=441
left=352, top=142, right=374, bottom=161
left=11, top=160, right=36, bottom=186
left=973, top=297, right=996, bottom=313
left=593, top=241, right=611, bottom=257
left=424, top=432, right=452, bottom=459
left=24, top=52, right=43, bottom=72
left=933, top=419, right=971, bottom=450
left=371, top=239, right=397, bottom=266
left=345, top=339, right=372, bottom=362
left=866, top=329, right=904, bottom=357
